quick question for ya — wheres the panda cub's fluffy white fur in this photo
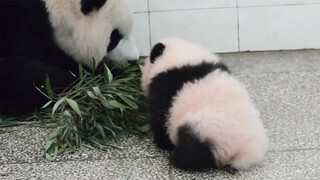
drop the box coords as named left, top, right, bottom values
left=142, top=38, right=268, bottom=171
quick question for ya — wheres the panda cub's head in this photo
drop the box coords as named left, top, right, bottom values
left=44, top=0, right=139, bottom=68
left=142, top=38, right=219, bottom=94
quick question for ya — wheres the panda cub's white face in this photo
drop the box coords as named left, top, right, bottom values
left=43, top=0, right=139, bottom=69
left=142, top=38, right=219, bottom=94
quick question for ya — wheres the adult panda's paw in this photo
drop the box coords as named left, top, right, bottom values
left=81, top=0, right=107, bottom=15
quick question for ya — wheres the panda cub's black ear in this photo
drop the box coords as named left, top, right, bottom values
left=150, top=43, right=165, bottom=63
left=81, top=0, right=107, bottom=15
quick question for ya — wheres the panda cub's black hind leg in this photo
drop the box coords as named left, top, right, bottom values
left=170, top=125, right=217, bottom=171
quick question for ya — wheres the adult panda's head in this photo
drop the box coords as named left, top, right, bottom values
left=43, top=0, right=139, bottom=69
left=141, top=38, right=219, bottom=94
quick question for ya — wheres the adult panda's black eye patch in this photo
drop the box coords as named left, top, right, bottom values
left=150, top=43, right=165, bottom=63
left=81, top=0, right=107, bottom=15
left=107, top=29, right=123, bottom=52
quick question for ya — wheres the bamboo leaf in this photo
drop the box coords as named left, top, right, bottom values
left=66, top=98, right=82, bottom=117
left=34, top=82, right=51, bottom=100
left=52, top=98, right=65, bottom=115
left=78, top=63, right=84, bottom=79
left=118, top=94, right=138, bottom=110
left=42, top=101, right=53, bottom=109
left=45, top=75, right=54, bottom=99
left=125, top=171, right=132, bottom=180
left=45, top=139, right=55, bottom=151
left=137, top=124, right=151, bottom=133
left=63, top=110, right=72, bottom=118
left=11, top=61, right=147, bottom=161
left=92, top=57, right=96, bottom=72
left=101, top=101, right=115, bottom=109
left=82, top=144, right=95, bottom=150
left=104, top=64, right=113, bottom=83
left=92, top=86, right=103, bottom=97
left=46, top=153, right=54, bottom=161
left=49, top=128, right=62, bottom=140
left=52, top=145, right=58, bottom=160
left=109, top=100, right=129, bottom=109
left=96, top=123, right=105, bottom=138
left=139, top=64, right=144, bottom=72
left=103, top=126, right=117, bottom=139
left=87, top=91, right=98, bottom=99
left=125, top=64, right=140, bottom=72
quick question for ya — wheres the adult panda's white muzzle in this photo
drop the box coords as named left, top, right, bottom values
left=106, top=34, right=140, bottom=67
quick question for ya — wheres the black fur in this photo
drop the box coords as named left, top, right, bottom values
left=0, top=1, right=77, bottom=70
left=170, top=125, right=217, bottom=171
left=107, top=29, right=124, bottom=52
left=147, top=61, right=229, bottom=150
left=150, top=43, right=165, bottom=63
left=0, top=57, right=77, bottom=116
left=0, top=1, right=80, bottom=116
left=81, top=0, right=107, bottom=15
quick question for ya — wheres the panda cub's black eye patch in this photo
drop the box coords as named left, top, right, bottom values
left=81, top=0, right=107, bottom=15
left=150, top=43, right=165, bottom=63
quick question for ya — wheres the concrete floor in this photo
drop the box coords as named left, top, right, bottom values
left=0, top=49, right=319, bottom=180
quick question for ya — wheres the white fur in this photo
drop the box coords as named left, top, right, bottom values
left=167, top=70, right=268, bottom=169
left=43, top=0, right=138, bottom=69
left=141, top=38, right=268, bottom=170
left=107, top=34, right=140, bottom=65
left=142, top=38, right=219, bottom=94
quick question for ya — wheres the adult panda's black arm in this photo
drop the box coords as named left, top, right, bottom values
left=0, top=1, right=79, bottom=70
left=0, top=1, right=79, bottom=116
left=0, top=57, right=77, bottom=116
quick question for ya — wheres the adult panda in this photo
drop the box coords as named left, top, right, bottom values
left=142, top=38, right=268, bottom=171
left=0, top=0, right=139, bottom=116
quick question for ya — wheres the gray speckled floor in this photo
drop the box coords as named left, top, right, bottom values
left=1, top=50, right=320, bottom=180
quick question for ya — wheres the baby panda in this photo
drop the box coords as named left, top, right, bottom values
left=141, top=38, right=268, bottom=171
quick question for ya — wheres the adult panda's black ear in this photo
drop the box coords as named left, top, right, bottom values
left=81, top=0, right=107, bottom=15
left=150, top=43, right=165, bottom=63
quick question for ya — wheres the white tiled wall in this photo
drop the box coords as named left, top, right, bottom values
left=149, top=0, right=237, bottom=11
left=150, top=9, right=238, bottom=52
left=239, top=4, right=320, bottom=51
left=126, top=0, right=148, bottom=12
left=131, top=13, right=150, bottom=55
left=128, top=0, right=320, bottom=55
left=238, top=0, right=320, bottom=7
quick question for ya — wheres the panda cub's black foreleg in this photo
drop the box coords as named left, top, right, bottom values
left=150, top=113, right=174, bottom=150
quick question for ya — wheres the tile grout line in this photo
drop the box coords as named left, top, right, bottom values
left=231, top=69, right=320, bottom=76
left=147, top=0, right=152, bottom=50
left=237, top=0, right=240, bottom=52
left=139, top=2, right=320, bottom=13
left=149, top=6, right=236, bottom=13
left=132, top=11, right=148, bottom=14
left=237, top=2, right=320, bottom=9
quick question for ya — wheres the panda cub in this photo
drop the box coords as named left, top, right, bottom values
left=142, top=38, right=268, bottom=171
